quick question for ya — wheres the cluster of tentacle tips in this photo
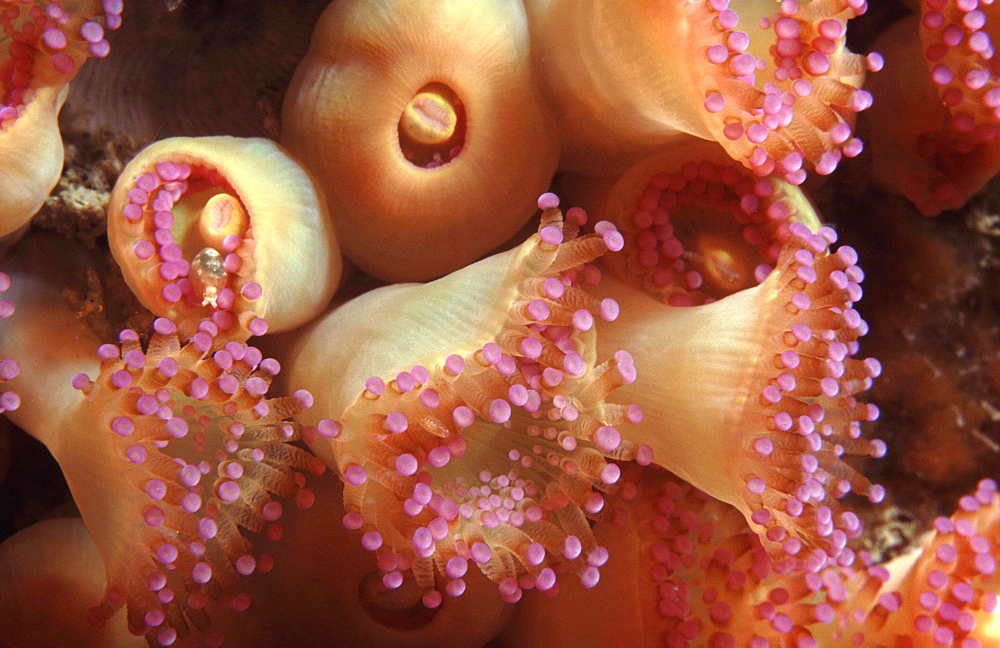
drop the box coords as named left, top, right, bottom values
left=696, top=0, right=881, bottom=182
left=1, top=0, right=122, bottom=115
left=918, top=0, right=1000, bottom=141
left=76, top=316, right=325, bottom=646
left=0, top=271, right=17, bottom=416
left=315, top=194, right=651, bottom=607
left=737, top=221, right=886, bottom=569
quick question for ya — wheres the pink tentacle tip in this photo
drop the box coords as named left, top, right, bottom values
left=537, top=192, right=560, bottom=210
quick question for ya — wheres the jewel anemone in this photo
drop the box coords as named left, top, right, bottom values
left=499, top=464, right=843, bottom=647
left=0, top=238, right=325, bottom=646
left=524, top=0, right=879, bottom=181
left=817, top=478, right=1000, bottom=647
left=867, top=6, right=1000, bottom=215
left=280, top=195, right=648, bottom=604
left=0, top=0, right=121, bottom=238
left=596, top=221, right=885, bottom=565
left=573, top=140, right=823, bottom=306
left=107, top=136, right=342, bottom=337
left=281, top=0, right=560, bottom=282
left=250, top=471, right=514, bottom=648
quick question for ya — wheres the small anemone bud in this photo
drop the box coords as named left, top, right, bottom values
left=580, top=140, right=823, bottom=306
left=598, top=221, right=883, bottom=565
left=525, top=0, right=873, bottom=180
left=107, top=136, right=342, bottom=337
left=284, top=196, right=648, bottom=603
left=0, top=0, right=122, bottom=238
left=281, top=0, right=559, bottom=282
left=0, top=519, right=145, bottom=647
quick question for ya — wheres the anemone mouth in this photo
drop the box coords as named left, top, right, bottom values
left=603, top=154, right=820, bottom=306
left=76, top=317, right=324, bottom=645
left=358, top=570, right=440, bottom=630
left=689, top=0, right=875, bottom=182
left=397, top=82, right=467, bottom=169
left=108, top=136, right=341, bottom=336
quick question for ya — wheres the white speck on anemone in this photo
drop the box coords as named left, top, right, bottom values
left=281, top=0, right=560, bottom=282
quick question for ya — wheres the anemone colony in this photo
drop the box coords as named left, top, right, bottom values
left=1, top=1, right=1000, bottom=647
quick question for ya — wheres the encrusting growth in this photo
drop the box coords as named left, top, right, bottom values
left=597, top=220, right=885, bottom=566
left=282, top=194, right=649, bottom=605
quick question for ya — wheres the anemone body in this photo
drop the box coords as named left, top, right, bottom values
left=0, top=518, right=145, bottom=648
left=107, top=136, right=342, bottom=336
left=282, top=197, right=649, bottom=604
left=596, top=222, right=884, bottom=565
left=524, top=0, right=875, bottom=180
left=281, top=0, right=560, bottom=282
